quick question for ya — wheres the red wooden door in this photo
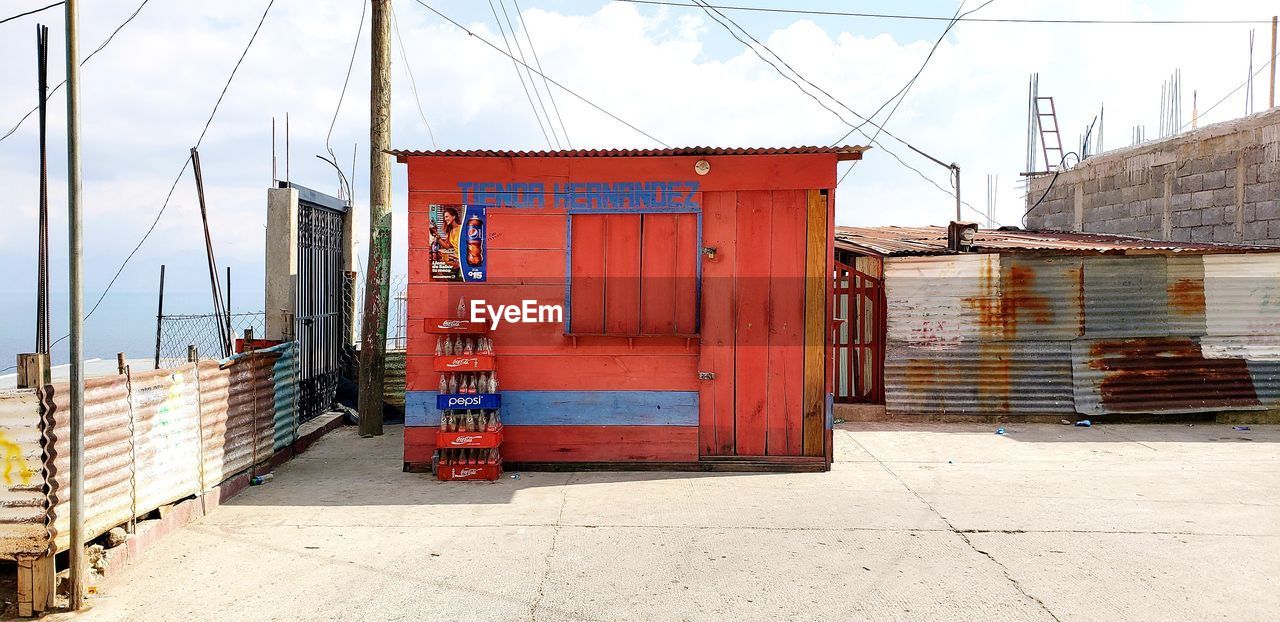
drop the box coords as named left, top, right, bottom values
left=833, top=259, right=885, bottom=404
left=699, top=190, right=806, bottom=457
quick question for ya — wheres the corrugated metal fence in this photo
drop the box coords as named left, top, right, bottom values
left=884, top=252, right=1280, bottom=416
left=0, top=341, right=303, bottom=560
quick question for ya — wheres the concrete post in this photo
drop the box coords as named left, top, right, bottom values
left=265, top=186, right=298, bottom=341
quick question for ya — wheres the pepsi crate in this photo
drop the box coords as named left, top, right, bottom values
left=437, top=392, right=501, bottom=410
left=437, top=426, right=504, bottom=449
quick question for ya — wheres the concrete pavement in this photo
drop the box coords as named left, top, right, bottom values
left=47, top=422, right=1280, bottom=621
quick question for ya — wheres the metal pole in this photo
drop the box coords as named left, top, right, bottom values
left=226, top=265, right=233, bottom=350
left=1271, top=16, right=1277, bottom=108
left=359, top=0, right=392, bottom=437
left=953, top=165, right=962, bottom=222
left=190, top=147, right=229, bottom=357
left=63, top=0, right=87, bottom=610
left=154, top=264, right=166, bottom=369
left=36, top=24, right=50, bottom=356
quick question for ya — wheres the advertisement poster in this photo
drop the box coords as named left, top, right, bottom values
left=429, top=204, right=487, bottom=282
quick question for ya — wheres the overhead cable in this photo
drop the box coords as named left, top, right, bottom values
left=1, top=0, right=153, bottom=144
left=411, top=0, right=668, bottom=147
left=50, top=0, right=278, bottom=348
left=616, top=0, right=1273, bottom=25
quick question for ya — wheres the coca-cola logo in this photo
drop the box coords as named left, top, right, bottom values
left=446, top=357, right=478, bottom=368
left=454, top=468, right=482, bottom=477
left=451, top=436, right=481, bottom=445
left=436, top=319, right=465, bottom=329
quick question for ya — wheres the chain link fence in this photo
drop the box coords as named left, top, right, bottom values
left=156, top=312, right=266, bottom=368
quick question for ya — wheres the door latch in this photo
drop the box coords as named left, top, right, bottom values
left=698, top=371, right=716, bottom=380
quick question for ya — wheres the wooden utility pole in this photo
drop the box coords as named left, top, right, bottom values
left=359, top=0, right=392, bottom=437
left=1271, top=16, right=1277, bottom=108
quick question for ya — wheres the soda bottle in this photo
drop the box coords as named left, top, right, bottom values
left=438, top=374, right=448, bottom=394
left=457, top=297, right=466, bottom=318
left=446, top=374, right=457, bottom=394
left=463, top=337, right=474, bottom=355
left=435, top=337, right=444, bottom=356
left=485, top=411, right=496, bottom=432
left=439, top=411, right=448, bottom=429
left=490, top=372, right=499, bottom=393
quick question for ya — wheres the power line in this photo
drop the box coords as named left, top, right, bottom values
left=835, top=1, right=995, bottom=147
left=1180, top=47, right=1280, bottom=133
left=498, top=0, right=562, bottom=148
left=488, top=0, right=554, bottom=148
left=1, top=0, right=153, bottom=144
left=321, top=0, right=367, bottom=199
left=615, top=0, right=1273, bottom=25
left=0, top=1, right=63, bottom=26
left=411, top=0, right=668, bottom=147
left=50, top=0, right=278, bottom=348
left=390, top=1, right=438, bottom=148
left=513, top=0, right=572, bottom=148
left=691, top=1, right=998, bottom=224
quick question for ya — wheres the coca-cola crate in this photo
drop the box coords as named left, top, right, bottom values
left=436, top=426, right=504, bottom=449
left=434, top=353, right=496, bottom=372
left=424, top=318, right=488, bottom=334
left=438, top=462, right=502, bottom=482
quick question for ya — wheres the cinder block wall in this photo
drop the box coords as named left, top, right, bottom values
left=1026, top=108, right=1280, bottom=245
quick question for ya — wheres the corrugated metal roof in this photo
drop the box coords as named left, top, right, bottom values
left=390, top=145, right=867, bottom=160
left=836, top=226, right=1280, bottom=256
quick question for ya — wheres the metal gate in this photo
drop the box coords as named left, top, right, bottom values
left=294, top=190, right=346, bottom=422
left=834, top=258, right=885, bottom=404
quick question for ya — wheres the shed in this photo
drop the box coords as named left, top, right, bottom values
left=833, top=226, right=1280, bottom=417
left=395, top=146, right=866, bottom=471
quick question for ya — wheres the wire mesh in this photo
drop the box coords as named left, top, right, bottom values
left=156, top=312, right=266, bottom=368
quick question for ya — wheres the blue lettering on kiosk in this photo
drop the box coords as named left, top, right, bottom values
left=458, top=180, right=700, bottom=211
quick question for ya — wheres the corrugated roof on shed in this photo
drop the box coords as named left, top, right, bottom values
left=391, top=145, right=868, bottom=160
left=836, top=226, right=1280, bottom=257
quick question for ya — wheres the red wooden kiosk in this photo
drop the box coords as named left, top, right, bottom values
left=396, top=146, right=864, bottom=473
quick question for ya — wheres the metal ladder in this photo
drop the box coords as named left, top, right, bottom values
left=1035, top=96, right=1065, bottom=171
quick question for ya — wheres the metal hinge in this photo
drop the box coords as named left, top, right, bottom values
left=698, top=371, right=716, bottom=380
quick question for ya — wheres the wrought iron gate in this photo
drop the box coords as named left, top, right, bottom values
left=294, top=191, right=346, bottom=422
left=834, top=259, right=886, bottom=404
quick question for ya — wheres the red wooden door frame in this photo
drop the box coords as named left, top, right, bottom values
left=833, top=260, right=885, bottom=404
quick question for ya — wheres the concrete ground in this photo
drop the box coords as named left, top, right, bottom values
left=50, top=422, right=1280, bottom=621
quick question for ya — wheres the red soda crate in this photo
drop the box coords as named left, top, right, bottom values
left=436, top=426, right=504, bottom=449
left=437, top=462, right=502, bottom=482
left=424, top=318, right=488, bottom=334
left=433, top=353, right=496, bottom=372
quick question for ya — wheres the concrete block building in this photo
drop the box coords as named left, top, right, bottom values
left=1026, top=107, right=1280, bottom=245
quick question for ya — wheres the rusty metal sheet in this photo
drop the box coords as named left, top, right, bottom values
left=885, top=254, right=1000, bottom=349
left=885, top=341, right=1075, bottom=415
left=1072, top=337, right=1265, bottom=415
left=1082, top=256, right=1169, bottom=338
left=1166, top=255, right=1207, bottom=336
left=999, top=256, right=1083, bottom=341
left=199, top=353, right=277, bottom=486
left=130, top=366, right=202, bottom=516
left=0, top=389, right=49, bottom=559
left=42, top=375, right=135, bottom=553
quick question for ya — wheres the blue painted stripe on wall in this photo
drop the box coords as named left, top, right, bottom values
left=404, top=390, right=698, bottom=427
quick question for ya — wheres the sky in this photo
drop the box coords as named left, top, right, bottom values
left=0, top=0, right=1275, bottom=362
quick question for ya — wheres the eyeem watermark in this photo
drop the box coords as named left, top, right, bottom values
left=470, top=300, right=563, bottom=329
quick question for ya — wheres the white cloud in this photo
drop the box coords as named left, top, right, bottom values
left=0, top=0, right=1273, bottom=335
